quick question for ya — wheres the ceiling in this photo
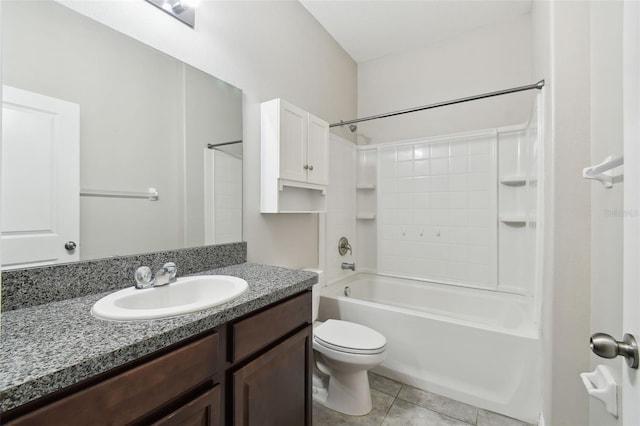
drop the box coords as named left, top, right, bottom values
left=300, top=0, right=532, bottom=64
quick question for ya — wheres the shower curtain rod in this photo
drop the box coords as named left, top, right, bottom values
left=207, top=140, right=243, bottom=149
left=330, top=79, right=545, bottom=128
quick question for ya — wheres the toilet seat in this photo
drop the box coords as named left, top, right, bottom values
left=314, top=319, right=386, bottom=355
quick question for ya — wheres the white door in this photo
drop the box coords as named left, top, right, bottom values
left=1, top=86, right=80, bottom=268
left=622, top=1, right=640, bottom=423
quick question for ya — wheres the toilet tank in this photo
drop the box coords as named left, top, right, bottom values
left=303, top=268, right=324, bottom=322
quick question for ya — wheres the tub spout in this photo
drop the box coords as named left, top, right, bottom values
left=341, top=262, right=355, bottom=271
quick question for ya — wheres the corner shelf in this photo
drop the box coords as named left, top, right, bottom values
left=499, top=215, right=527, bottom=225
left=356, top=213, right=376, bottom=220
left=500, top=176, right=527, bottom=186
left=356, top=183, right=376, bottom=190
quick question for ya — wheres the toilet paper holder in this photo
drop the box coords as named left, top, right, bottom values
left=580, top=365, right=617, bottom=417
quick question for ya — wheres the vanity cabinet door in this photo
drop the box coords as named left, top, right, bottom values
left=151, top=386, right=220, bottom=426
left=232, top=326, right=312, bottom=426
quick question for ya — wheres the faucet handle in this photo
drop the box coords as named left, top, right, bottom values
left=135, top=266, right=153, bottom=288
left=163, top=262, right=177, bottom=280
left=338, top=237, right=352, bottom=256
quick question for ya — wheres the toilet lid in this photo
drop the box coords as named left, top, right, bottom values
left=314, top=319, right=386, bottom=354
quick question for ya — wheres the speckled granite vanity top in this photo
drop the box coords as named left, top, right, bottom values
left=0, top=262, right=317, bottom=413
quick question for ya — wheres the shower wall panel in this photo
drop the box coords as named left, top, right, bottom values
left=377, top=131, right=498, bottom=288
left=325, top=135, right=357, bottom=284
left=206, top=150, right=242, bottom=244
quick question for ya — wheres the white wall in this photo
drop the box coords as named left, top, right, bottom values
left=357, top=14, right=533, bottom=145
left=55, top=0, right=357, bottom=268
left=532, top=1, right=592, bottom=425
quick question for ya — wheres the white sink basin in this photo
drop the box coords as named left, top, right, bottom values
left=91, top=275, right=248, bottom=321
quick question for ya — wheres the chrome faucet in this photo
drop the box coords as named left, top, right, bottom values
left=134, top=262, right=177, bottom=289
left=341, top=262, right=356, bottom=271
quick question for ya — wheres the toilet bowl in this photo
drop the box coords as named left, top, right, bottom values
left=304, top=268, right=387, bottom=416
left=313, top=319, right=387, bottom=415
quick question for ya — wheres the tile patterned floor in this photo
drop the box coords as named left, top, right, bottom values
left=312, top=372, right=536, bottom=426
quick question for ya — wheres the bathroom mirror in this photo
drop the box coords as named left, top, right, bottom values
left=1, top=0, right=243, bottom=268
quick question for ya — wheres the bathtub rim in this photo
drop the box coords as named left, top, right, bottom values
left=321, top=272, right=540, bottom=339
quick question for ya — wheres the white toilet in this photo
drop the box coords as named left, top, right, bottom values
left=308, top=270, right=387, bottom=416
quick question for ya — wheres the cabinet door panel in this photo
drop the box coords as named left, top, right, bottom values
left=279, top=101, right=307, bottom=183
left=306, top=114, right=329, bottom=186
left=151, top=386, right=220, bottom=426
left=232, top=326, right=312, bottom=426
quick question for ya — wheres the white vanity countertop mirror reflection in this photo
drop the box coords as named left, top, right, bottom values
left=1, top=0, right=243, bottom=268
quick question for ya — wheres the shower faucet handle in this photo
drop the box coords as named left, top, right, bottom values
left=338, top=237, right=352, bottom=256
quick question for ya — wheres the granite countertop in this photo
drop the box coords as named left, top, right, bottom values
left=0, top=262, right=317, bottom=413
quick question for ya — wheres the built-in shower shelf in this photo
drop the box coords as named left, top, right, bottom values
left=499, top=215, right=527, bottom=224
left=356, top=213, right=376, bottom=220
left=356, top=183, right=376, bottom=189
left=500, top=176, right=527, bottom=186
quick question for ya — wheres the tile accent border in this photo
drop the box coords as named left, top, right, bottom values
left=1, top=242, right=247, bottom=311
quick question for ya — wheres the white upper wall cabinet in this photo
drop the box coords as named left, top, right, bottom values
left=261, top=98, right=329, bottom=213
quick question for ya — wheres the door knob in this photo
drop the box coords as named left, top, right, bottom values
left=590, top=332, right=639, bottom=368
left=64, top=241, right=77, bottom=251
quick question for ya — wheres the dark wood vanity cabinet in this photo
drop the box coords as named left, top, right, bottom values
left=229, top=291, right=312, bottom=426
left=2, top=290, right=312, bottom=426
left=4, top=333, right=221, bottom=426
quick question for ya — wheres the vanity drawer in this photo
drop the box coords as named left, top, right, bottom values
left=230, top=291, right=311, bottom=362
left=7, top=333, right=219, bottom=426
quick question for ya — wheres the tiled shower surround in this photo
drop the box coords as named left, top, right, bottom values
left=367, top=115, right=539, bottom=295
left=377, top=131, right=498, bottom=288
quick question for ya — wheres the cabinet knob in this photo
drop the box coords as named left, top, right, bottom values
left=65, top=241, right=77, bottom=251
left=308, top=165, right=314, bottom=171
left=303, top=165, right=309, bottom=170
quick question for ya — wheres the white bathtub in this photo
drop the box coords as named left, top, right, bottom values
left=318, top=273, right=541, bottom=423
